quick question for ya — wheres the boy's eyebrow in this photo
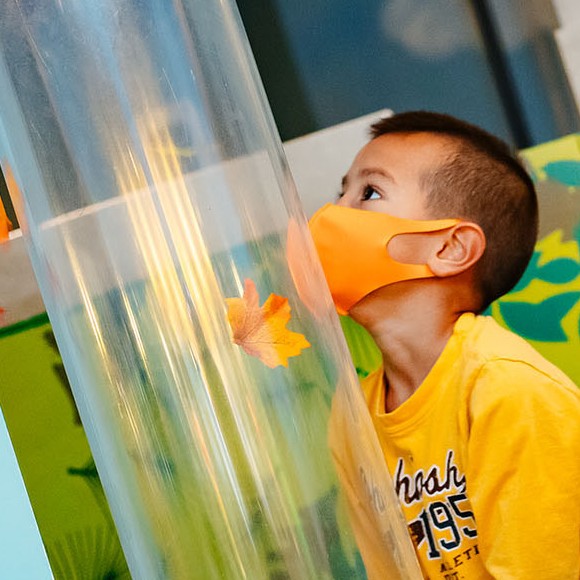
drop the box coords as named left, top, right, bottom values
left=340, top=168, right=395, bottom=190
left=359, top=168, right=395, bottom=182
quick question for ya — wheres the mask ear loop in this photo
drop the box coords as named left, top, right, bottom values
left=384, top=226, right=457, bottom=271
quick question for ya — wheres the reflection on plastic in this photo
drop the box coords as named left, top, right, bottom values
left=0, top=1, right=421, bottom=578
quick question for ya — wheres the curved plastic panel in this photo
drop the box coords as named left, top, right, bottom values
left=0, top=2, right=420, bottom=578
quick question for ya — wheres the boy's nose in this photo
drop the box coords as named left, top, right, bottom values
left=335, top=192, right=356, bottom=209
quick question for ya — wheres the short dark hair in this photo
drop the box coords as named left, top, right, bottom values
left=370, top=111, right=538, bottom=310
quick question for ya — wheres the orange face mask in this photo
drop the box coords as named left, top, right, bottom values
left=308, top=203, right=459, bottom=314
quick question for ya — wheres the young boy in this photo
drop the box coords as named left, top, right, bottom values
left=308, top=111, right=580, bottom=579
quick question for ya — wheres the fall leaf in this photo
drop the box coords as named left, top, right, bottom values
left=226, top=279, right=310, bottom=368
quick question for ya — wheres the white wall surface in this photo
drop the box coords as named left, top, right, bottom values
left=0, top=109, right=391, bottom=328
left=285, top=109, right=392, bottom=217
left=552, top=0, right=580, bottom=111
left=0, top=409, right=53, bottom=579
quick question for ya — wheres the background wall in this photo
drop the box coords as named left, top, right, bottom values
left=553, top=0, right=580, bottom=110
left=237, top=0, right=579, bottom=146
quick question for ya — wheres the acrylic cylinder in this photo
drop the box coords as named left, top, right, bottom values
left=0, top=2, right=421, bottom=579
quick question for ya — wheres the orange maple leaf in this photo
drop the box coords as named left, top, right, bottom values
left=226, top=279, right=310, bottom=368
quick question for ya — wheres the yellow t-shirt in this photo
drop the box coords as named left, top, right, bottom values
left=330, top=313, right=580, bottom=579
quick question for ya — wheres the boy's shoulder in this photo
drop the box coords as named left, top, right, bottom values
left=457, top=313, right=579, bottom=408
left=357, top=312, right=579, bottom=417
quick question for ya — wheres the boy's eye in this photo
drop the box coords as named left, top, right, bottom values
left=362, top=186, right=381, bottom=201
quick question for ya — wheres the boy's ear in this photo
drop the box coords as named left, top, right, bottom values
left=427, top=222, right=486, bottom=277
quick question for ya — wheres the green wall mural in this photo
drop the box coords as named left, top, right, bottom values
left=0, top=316, right=129, bottom=580
left=492, top=134, right=580, bottom=385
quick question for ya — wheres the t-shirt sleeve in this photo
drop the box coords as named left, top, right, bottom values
left=467, top=360, right=580, bottom=579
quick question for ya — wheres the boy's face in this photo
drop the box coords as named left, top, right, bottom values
left=337, top=132, right=449, bottom=220
left=307, top=130, right=464, bottom=314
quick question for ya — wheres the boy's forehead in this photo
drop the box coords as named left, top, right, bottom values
left=352, top=132, right=453, bottom=176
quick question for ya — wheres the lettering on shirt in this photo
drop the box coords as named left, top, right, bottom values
left=394, top=450, right=466, bottom=506
left=394, top=450, right=479, bottom=568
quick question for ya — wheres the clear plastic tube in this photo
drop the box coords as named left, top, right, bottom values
left=0, top=2, right=421, bottom=578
